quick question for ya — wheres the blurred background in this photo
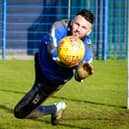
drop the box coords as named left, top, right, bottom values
left=0, top=0, right=128, bottom=59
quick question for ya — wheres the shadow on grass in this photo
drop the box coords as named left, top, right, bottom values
left=59, top=123, right=91, bottom=129
left=0, top=88, right=126, bottom=109
left=31, top=118, right=91, bottom=129
left=0, top=104, right=13, bottom=113
left=0, top=103, right=90, bottom=129
left=0, top=89, right=26, bottom=95
left=52, top=96, right=126, bottom=109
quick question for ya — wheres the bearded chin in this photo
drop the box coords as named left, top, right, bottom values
left=72, top=32, right=85, bottom=40
left=72, top=31, right=79, bottom=37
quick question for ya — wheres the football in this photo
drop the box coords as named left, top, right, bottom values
left=57, top=36, right=85, bottom=67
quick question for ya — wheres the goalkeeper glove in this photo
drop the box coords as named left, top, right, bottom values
left=75, top=62, right=94, bottom=82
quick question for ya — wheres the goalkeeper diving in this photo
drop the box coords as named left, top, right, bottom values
left=14, top=9, right=95, bottom=125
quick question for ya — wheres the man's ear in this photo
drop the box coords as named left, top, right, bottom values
left=87, top=30, right=91, bottom=36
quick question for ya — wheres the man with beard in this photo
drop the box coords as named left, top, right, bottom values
left=14, top=9, right=95, bottom=125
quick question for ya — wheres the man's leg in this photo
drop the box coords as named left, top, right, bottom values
left=14, top=82, right=57, bottom=119
left=14, top=53, right=66, bottom=124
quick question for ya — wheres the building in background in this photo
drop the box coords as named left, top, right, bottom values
left=0, top=0, right=128, bottom=59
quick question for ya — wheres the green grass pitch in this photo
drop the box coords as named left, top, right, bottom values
left=0, top=59, right=128, bottom=129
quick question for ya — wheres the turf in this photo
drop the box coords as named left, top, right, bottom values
left=0, top=59, right=128, bottom=129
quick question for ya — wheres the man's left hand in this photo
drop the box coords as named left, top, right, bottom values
left=75, top=62, right=94, bottom=82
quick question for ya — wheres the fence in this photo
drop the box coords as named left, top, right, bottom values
left=0, top=0, right=128, bottom=59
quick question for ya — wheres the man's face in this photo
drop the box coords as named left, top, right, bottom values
left=71, top=15, right=92, bottom=39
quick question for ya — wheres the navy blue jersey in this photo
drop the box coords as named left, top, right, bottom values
left=37, top=20, right=93, bottom=85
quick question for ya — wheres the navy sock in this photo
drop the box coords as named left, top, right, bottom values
left=34, top=104, right=57, bottom=115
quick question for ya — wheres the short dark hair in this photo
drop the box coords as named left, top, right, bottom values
left=76, top=9, right=95, bottom=24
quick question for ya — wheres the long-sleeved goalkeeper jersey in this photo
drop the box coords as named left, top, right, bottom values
left=36, top=19, right=93, bottom=85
